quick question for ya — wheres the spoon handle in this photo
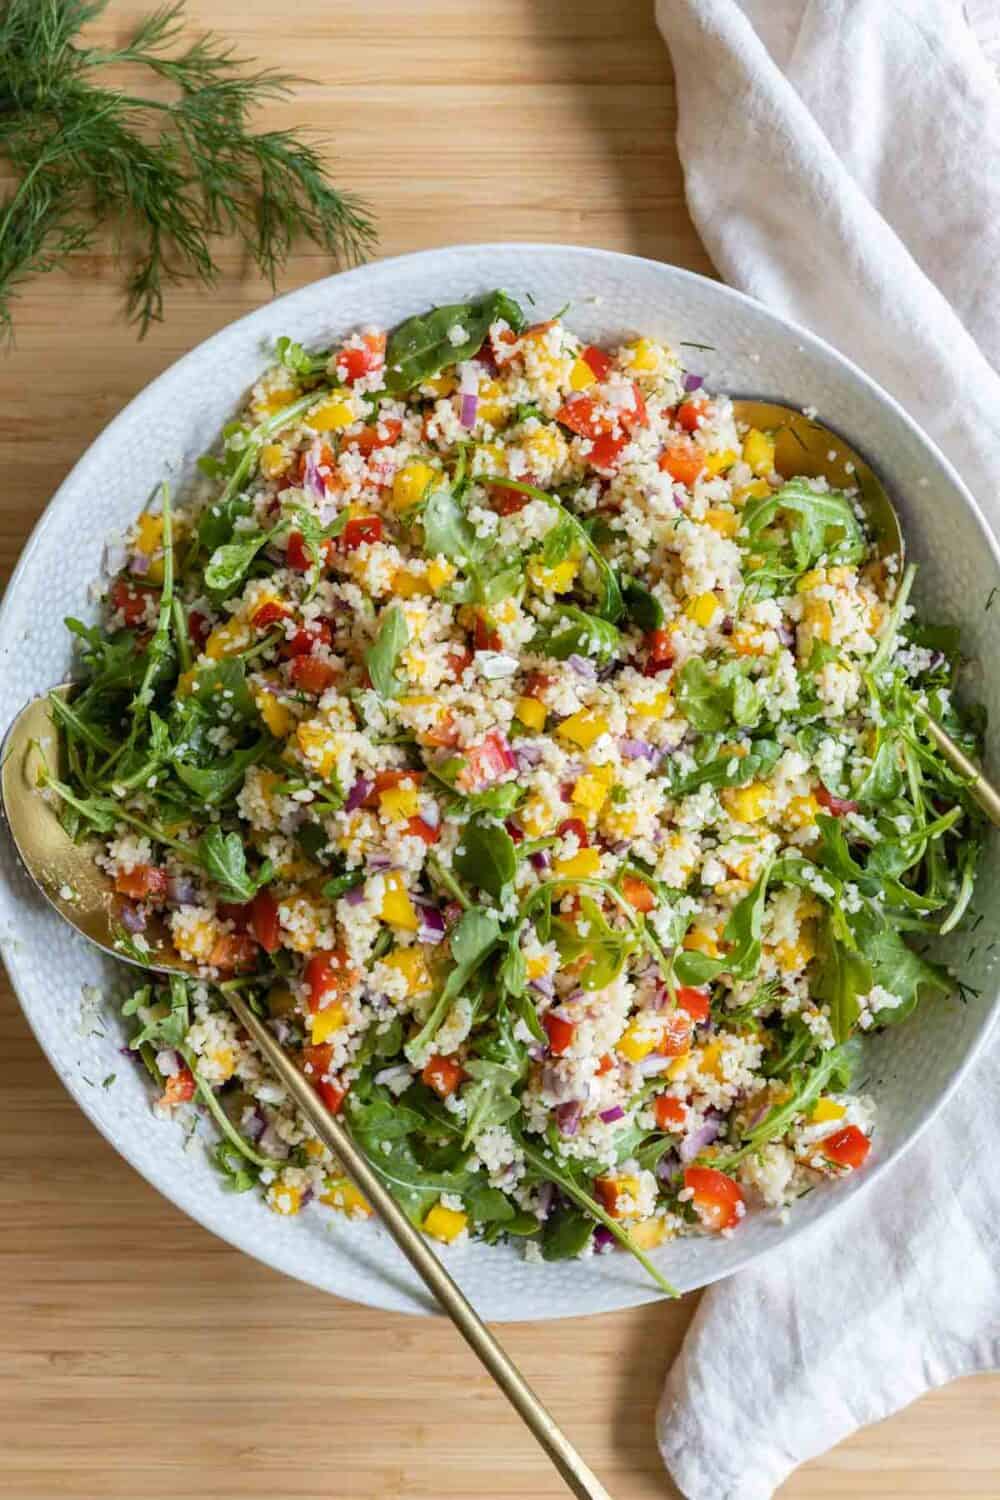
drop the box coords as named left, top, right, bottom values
left=225, top=991, right=614, bottom=1500
left=924, top=717, right=1000, bottom=827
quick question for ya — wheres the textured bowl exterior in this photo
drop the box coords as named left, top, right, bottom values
left=2, top=244, right=998, bottom=1319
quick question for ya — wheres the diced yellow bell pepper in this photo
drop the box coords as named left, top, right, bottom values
left=557, top=710, right=608, bottom=749
left=667, top=1054, right=690, bottom=1080
left=321, top=1177, right=372, bottom=1218
left=773, top=932, right=816, bottom=973
left=392, top=459, right=437, bottom=511
left=269, top=1183, right=302, bottom=1216
left=204, top=620, right=251, bottom=660
left=601, top=805, right=637, bottom=839
left=683, top=927, right=720, bottom=958
left=380, top=873, right=419, bottom=931
left=554, top=848, right=601, bottom=879
left=801, top=596, right=833, bottom=642
left=391, top=568, right=428, bottom=598
left=515, top=695, right=546, bottom=732
left=632, top=687, right=671, bottom=718
left=135, top=512, right=163, bottom=555
left=296, top=721, right=338, bottom=779
left=699, top=1041, right=725, bottom=1080
left=208, top=1046, right=236, bottom=1081
left=569, top=357, right=596, bottom=390
left=704, top=507, right=739, bottom=538
left=521, top=794, right=558, bottom=837
left=522, top=425, right=569, bottom=467
left=528, top=558, right=578, bottom=594
left=572, top=767, right=614, bottom=814
left=685, top=592, right=721, bottom=628
left=629, top=1217, right=670, bottom=1250
left=177, top=669, right=198, bottom=698
left=308, top=397, right=354, bottom=432
left=796, top=568, right=825, bottom=594
left=721, top=781, right=770, bottom=823
left=383, top=947, right=431, bottom=997
left=426, top=559, right=455, bottom=593
left=424, top=1203, right=468, bottom=1244
left=474, top=441, right=505, bottom=476
left=704, top=448, right=738, bottom=476
left=257, top=690, right=293, bottom=739
left=259, top=442, right=289, bottom=479
left=525, top=954, right=552, bottom=980
left=422, top=372, right=457, bottom=397
left=617, top=1022, right=661, bottom=1063
left=311, top=1003, right=348, bottom=1044
left=786, top=792, right=820, bottom=829
left=742, top=428, right=775, bottom=477
left=379, top=783, right=420, bottom=821
left=623, top=337, right=661, bottom=373
left=732, top=478, right=771, bottom=507
left=811, top=1097, right=847, bottom=1125
left=476, top=379, right=505, bottom=426
left=303, top=1138, right=326, bottom=1160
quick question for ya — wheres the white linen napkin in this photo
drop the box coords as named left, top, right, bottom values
left=653, top=3, right=1000, bottom=1495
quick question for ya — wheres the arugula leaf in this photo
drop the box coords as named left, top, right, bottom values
left=676, top=659, right=762, bottom=733
left=542, top=1202, right=594, bottom=1261
left=814, top=919, right=873, bottom=1043
left=405, top=909, right=502, bottom=1061
left=213, top=1140, right=260, bottom=1193
left=669, top=738, right=781, bottom=797
left=197, top=827, right=271, bottom=903
left=423, top=481, right=479, bottom=562
left=322, top=868, right=366, bottom=900
left=552, top=895, right=637, bottom=990
left=365, top=604, right=409, bottom=698
left=741, top=478, right=866, bottom=573
left=538, top=605, right=622, bottom=664
left=481, top=478, right=623, bottom=621
left=622, top=574, right=664, bottom=632
left=461, top=1060, right=522, bottom=1147
left=673, top=863, right=772, bottom=986
left=275, top=335, right=328, bottom=377
left=385, top=290, right=526, bottom=392
left=173, top=741, right=268, bottom=806
left=849, top=909, right=951, bottom=1022
left=713, top=1043, right=860, bottom=1169
left=203, top=529, right=273, bottom=599
left=454, top=818, right=517, bottom=899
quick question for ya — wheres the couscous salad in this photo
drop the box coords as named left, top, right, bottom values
left=42, top=291, right=983, bottom=1282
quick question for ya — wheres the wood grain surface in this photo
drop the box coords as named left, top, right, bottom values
left=1, top=3, right=997, bottom=1497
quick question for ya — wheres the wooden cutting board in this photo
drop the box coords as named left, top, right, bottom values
left=1, top=3, right=997, bottom=1496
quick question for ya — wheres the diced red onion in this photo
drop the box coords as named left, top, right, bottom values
left=637, top=1053, right=674, bottom=1077
left=258, top=1123, right=290, bottom=1159
left=155, top=1048, right=180, bottom=1077
left=679, top=1117, right=721, bottom=1163
left=656, top=1152, right=681, bottom=1183
left=418, top=907, right=446, bottom=945
left=165, top=875, right=199, bottom=906
left=514, top=742, right=544, bottom=770
left=460, top=392, right=479, bottom=428
left=746, top=1099, right=770, bottom=1131
left=459, top=363, right=479, bottom=429
left=529, top=972, right=555, bottom=999
left=683, top=373, right=704, bottom=392
left=344, top=884, right=366, bottom=906
left=120, top=900, right=146, bottom=933
left=567, top=653, right=597, bottom=679
left=128, top=552, right=150, bottom=576
left=303, top=445, right=326, bottom=499
left=345, top=776, right=373, bottom=812
left=299, top=1185, right=314, bottom=1209
left=242, top=1105, right=267, bottom=1143
left=720, top=614, right=734, bottom=636
left=593, top=1225, right=616, bottom=1252
left=529, top=849, right=551, bottom=872
left=600, top=1105, right=625, bottom=1124
left=555, top=1100, right=583, bottom=1136
left=365, top=851, right=393, bottom=873
left=777, top=621, right=795, bottom=648
left=535, top=1181, right=555, bottom=1220
left=268, top=1018, right=292, bottom=1045
left=619, top=738, right=656, bottom=761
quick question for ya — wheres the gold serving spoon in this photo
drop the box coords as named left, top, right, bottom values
left=0, top=690, right=612, bottom=1500
left=732, top=400, right=1000, bottom=825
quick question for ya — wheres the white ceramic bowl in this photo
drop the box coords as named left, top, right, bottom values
left=2, top=244, right=998, bottom=1319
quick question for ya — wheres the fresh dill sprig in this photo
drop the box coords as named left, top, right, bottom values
left=0, top=0, right=377, bottom=342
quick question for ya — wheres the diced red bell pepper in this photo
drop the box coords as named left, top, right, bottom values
left=317, top=1079, right=346, bottom=1114
left=335, top=330, right=386, bottom=384
left=556, top=817, right=589, bottom=847
left=621, top=874, right=655, bottom=913
left=446, top=647, right=473, bottom=680
left=821, top=1124, right=871, bottom=1169
left=504, top=819, right=524, bottom=845
left=207, top=932, right=259, bottom=971
left=289, top=655, right=337, bottom=694
left=456, top=730, right=515, bottom=793
left=114, top=864, right=168, bottom=902
left=653, top=1095, right=687, bottom=1131
left=684, top=1166, right=745, bottom=1231
left=109, top=577, right=149, bottom=628
left=281, top=620, right=333, bottom=658
left=250, top=888, right=281, bottom=954
left=622, top=383, right=648, bottom=432
left=353, top=417, right=402, bottom=455
left=300, top=1043, right=334, bottom=1079
left=593, top=1177, right=635, bottom=1219
left=581, top=344, right=613, bottom=380
left=676, top=987, right=711, bottom=1023
left=815, top=785, right=860, bottom=816
left=659, top=439, right=705, bottom=486
left=405, top=815, right=440, bottom=845
left=588, top=429, right=630, bottom=472
left=473, top=612, right=502, bottom=652
left=420, top=711, right=460, bottom=749
left=595, top=1053, right=615, bottom=1076
left=660, top=1010, right=694, bottom=1057
left=304, top=947, right=355, bottom=1013
left=643, top=627, right=675, bottom=674
left=676, top=396, right=708, bottom=432
left=363, top=769, right=425, bottom=807
left=161, top=1064, right=196, bottom=1107
left=422, top=1053, right=466, bottom=1099
left=556, top=395, right=609, bottom=441
left=341, top=515, right=382, bottom=551
left=217, top=901, right=251, bottom=931
left=489, top=481, right=530, bottom=515
left=188, top=609, right=211, bottom=648
left=286, top=531, right=312, bottom=571
left=252, top=600, right=291, bottom=629
left=543, top=1012, right=577, bottom=1057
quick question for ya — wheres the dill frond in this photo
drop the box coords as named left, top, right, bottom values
left=0, top=0, right=377, bottom=342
